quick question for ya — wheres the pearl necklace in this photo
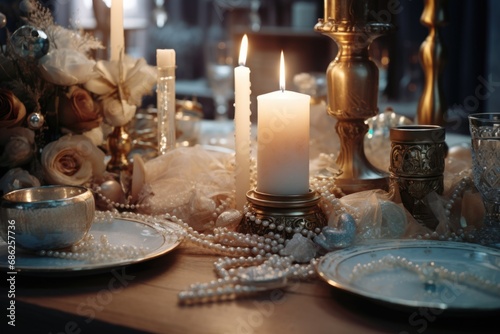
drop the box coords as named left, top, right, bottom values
left=177, top=177, right=349, bottom=303
left=349, top=254, right=500, bottom=295
left=178, top=255, right=319, bottom=304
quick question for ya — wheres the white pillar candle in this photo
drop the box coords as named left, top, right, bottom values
left=110, top=0, right=124, bottom=61
left=257, top=51, right=310, bottom=195
left=234, top=35, right=252, bottom=210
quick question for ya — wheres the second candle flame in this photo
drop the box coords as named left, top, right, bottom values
left=238, top=34, right=248, bottom=66
left=279, top=51, right=285, bottom=92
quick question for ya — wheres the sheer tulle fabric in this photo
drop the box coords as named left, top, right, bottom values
left=136, top=134, right=476, bottom=242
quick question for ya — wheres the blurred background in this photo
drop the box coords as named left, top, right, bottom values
left=1, top=0, right=499, bottom=134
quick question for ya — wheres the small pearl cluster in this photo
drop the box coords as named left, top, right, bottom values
left=178, top=255, right=318, bottom=304
left=93, top=185, right=150, bottom=211
left=444, top=176, right=472, bottom=225
left=349, top=254, right=500, bottom=295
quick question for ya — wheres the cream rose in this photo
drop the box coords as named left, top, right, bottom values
left=39, top=48, right=97, bottom=86
left=42, top=134, right=105, bottom=186
left=0, top=168, right=41, bottom=195
left=59, top=86, right=102, bottom=132
left=0, top=89, right=27, bottom=128
left=0, top=127, right=35, bottom=168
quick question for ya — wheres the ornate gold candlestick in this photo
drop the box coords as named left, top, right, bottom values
left=417, top=0, right=448, bottom=126
left=106, top=125, right=132, bottom=173
left=238, top=190, right=327, bottom=239
left=315, top=0, right=394, bottom=194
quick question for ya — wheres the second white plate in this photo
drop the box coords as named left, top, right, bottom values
left=316, top=240, right=500, bottom=312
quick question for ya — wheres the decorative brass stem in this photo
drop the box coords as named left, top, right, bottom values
left=417, top=0, right=448, bottom=126
left=106, top=125, right=132, bottom=173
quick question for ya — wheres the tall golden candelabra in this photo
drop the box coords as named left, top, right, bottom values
left=417, top=0, right=448, bottom=126
left=315, top=0, right=394, bottom=194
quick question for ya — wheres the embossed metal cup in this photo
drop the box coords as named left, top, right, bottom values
left=469, top=113, right=500, bottom=232
left=0, top=186, right=95, bottom=250
left=390, top=125, right=446, bottom=229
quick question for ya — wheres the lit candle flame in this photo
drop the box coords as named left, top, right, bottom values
left=279, top=51, right=285, bottom=92
left=238, top=34, right=248, bottom=66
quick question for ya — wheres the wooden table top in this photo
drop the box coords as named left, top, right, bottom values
left=4, top=243, right=497, bottom=334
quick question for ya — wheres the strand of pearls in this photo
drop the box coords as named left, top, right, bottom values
left=310, top=175, right=361, bottom=222
left=413, top=175, right=474, bottom=242
left=34, top=211, right=176, bottom=264
left=349, top=254, right=500, bottom=295
left=77, top=211, right=318, bottom=303
left=178, top=255, right=319, bottom=304
left=36, top=232, right=148, bottom=264
left=179, top=216, right=288, bottom=257
left=242, top=205, right=323, bottom=240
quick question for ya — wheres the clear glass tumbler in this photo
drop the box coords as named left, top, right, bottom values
left=469, top=113, right=500, bottom=243
left=205, top=41, right=233, bottom=121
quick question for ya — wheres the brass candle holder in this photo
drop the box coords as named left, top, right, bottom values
left=315, top=0, right=394, bottom=194
left=238, top=189, right=327, bottom=239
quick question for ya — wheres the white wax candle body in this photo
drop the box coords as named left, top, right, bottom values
left=156, top=49, right=176, bottom=155
left=257, top=90, right=310, bottom=195
left=234, top=65, right=252, bottom=209
left=110, top=0, right=124, bottom=61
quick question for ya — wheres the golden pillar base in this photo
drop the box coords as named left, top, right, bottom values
left=238, top=189, right=327, bottom=239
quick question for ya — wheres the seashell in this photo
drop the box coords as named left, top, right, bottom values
left=314, top=213, right=356, bottom=251
left=216, top=209, right=243, bottom=229
left=131, top=154, right=146, bottom=203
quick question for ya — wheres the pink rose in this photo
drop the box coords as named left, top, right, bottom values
left=0, top=89, right=27, bottom=128
left=59, top=86, right=102, bottom=132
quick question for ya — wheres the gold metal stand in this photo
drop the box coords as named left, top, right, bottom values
left=106, top=125, right=132, bottom=173
left=315, top=0, right=394, bottom=194
left=238, top=189, right=327, bottom=239
left=417, top=0, right=448, bottom=126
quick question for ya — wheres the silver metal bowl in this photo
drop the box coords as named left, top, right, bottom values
left=0, top=185, right=95, bottom=250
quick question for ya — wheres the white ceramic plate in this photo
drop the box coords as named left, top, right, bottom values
left=316, top=240, right=500, bottom=311
left=0, top=217, right=183, bottom=275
